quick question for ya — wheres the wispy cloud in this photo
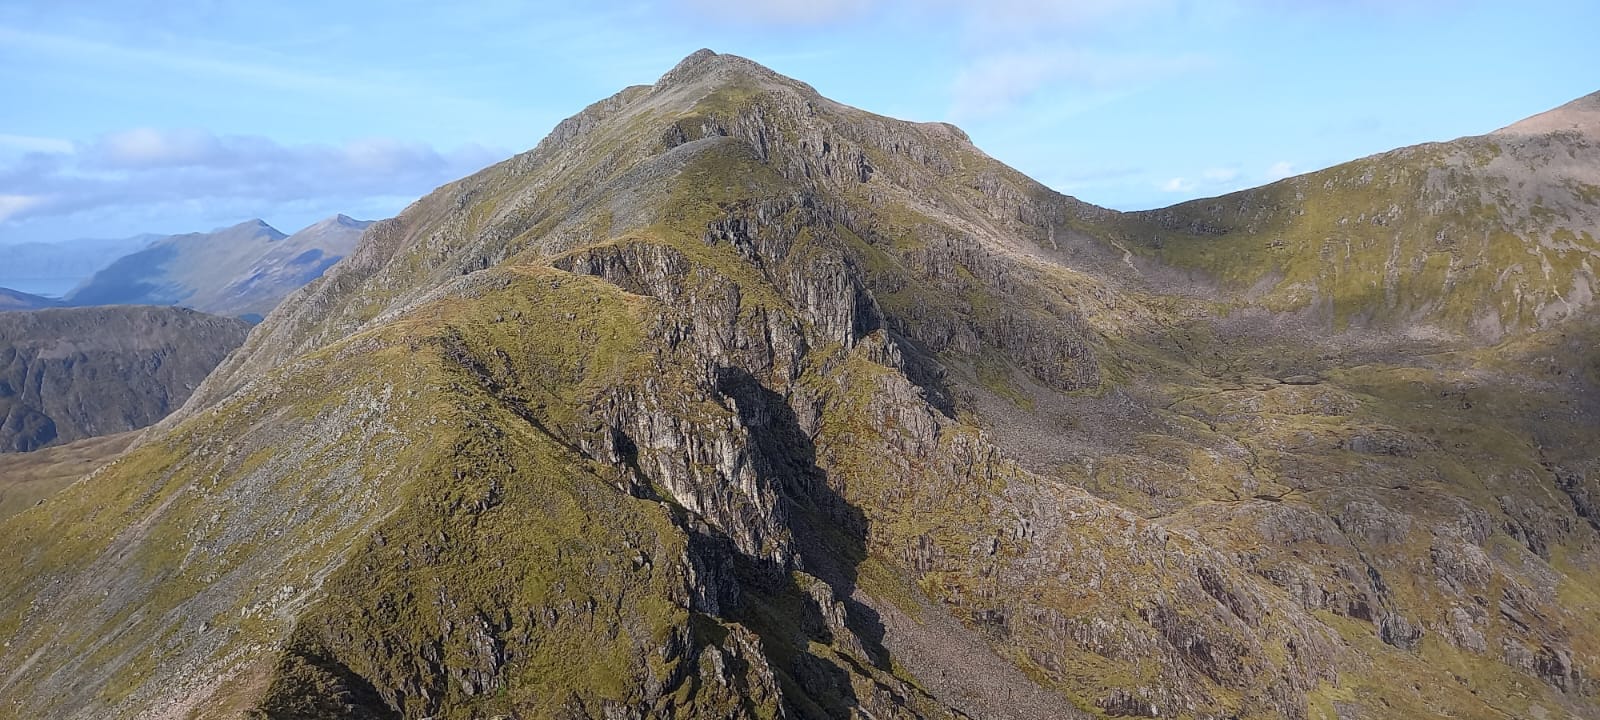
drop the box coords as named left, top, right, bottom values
left=1160, top=177, right=1196, bottom=193
left=950, top=49, right=1212, bottom=120
left=673, top=0, right=1179, bottom=32
left=948, top=0, right=1180, bottom=37
left=0, top=127, right=506, bottom=229
left=929, top=0, right=1215, bottom=121
left=0, top=25, right=347, bottom=96
left=668, top=0, right=1214, bottom=122
left=1266, top=160, right=1296, bottom=181
left=0, top=23, right=506, bottom=125
left=1160, top=165, right=1250, bottom=195
left=680, top=0, right=875, bottom=25
left=0, top=194, right=49, bottom=222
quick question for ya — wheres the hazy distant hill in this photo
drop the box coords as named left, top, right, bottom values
left=0, top=287, right=61, bottom=311
left=0, top=306, right=249, bottom=452
left=66, top=214, right=371, bottom=319
left=0, top=234, right=157, bottom=297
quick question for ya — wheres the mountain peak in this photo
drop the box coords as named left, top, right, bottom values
left=1493, top=89, right=1600, bottom=137
left=218, top=218, right=286, bottom=239
left=654, top=48, right=806, bottom=95
left=657, top=48, right=728, bottom=83
left=308, top=213, right=372, bottom=231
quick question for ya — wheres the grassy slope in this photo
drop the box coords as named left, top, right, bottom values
left=1118, top=137, right=1600, bottom=338
left=0, top=432, right=136, bottom=520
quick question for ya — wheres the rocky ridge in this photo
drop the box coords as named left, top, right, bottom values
left=1, top=51, right=1597, bottom=720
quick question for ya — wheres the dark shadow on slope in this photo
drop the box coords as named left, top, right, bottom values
left=713, top=366, right=897, bottom=703
left=253, top=651, right=399, bottom=720
left=438, top=328, right=897, bottom=716
left=1, top=406, right=56, bottom=453
left=884, top=330, right=957, bottom=419
left=64, top=244, right=182, bottom=306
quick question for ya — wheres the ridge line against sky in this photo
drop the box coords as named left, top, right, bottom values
left=1, top=0, right=1596, bottom=244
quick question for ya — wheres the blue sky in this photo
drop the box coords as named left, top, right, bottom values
left=1, top=0, right=1595, bottom=243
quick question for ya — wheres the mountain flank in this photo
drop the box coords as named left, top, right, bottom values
left=0, top=306, right=250, bottom=453
left=1, top=51, right=1597, bottom=720
left=1118, top=89, right=1600, bottom=341
left=0, top=288, right=60, bottom=311
left=0, top=431, right=136, bottom=520
left=65, top=214, right=371, bottom=319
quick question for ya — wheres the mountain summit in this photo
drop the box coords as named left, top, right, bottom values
left=1495, top=90, right=1600, bottom=136
left=2, top=52, right=1598, bottom=720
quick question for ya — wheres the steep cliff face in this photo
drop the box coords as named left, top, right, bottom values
left=2, top=51, right=1598, bottom=720
left=0, top=306, right=249, bottom=452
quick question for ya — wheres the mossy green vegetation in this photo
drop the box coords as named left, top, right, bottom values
left=1121, top=139, right=1600, bottom=337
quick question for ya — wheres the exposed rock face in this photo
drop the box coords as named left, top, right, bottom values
left=1, top=50, right=1598, bottom=720
left=66, top=215, right=371, bottom=320
left=0, top=306, right=249, bottom=452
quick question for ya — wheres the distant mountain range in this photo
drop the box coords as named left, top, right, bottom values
left=64, top=214, right=372, bottom=320
left=0, top=234, right=159, bottom=297
left=0, top=287, right=60, bottom=311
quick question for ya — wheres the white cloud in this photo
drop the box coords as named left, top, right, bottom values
left=951, top=49, right=1212, bottom=120
left=1161, top=177, right=1195, bottom=193
left=680, top=0, right=875, bottom=25
left=0, top=128, right=506, bottom=227
left=1266, top=160, right=1295, bottom=181
left=92, top=128, right=226, bottom=170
